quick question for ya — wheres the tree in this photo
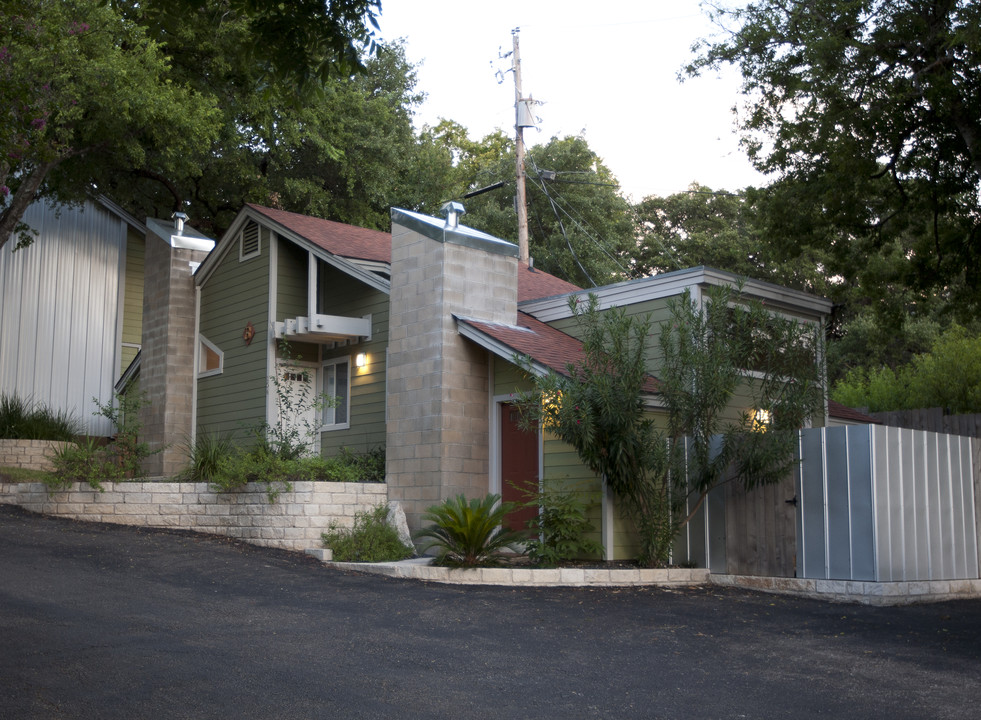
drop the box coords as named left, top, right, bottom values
left=521, top=285, right=824, bottom=566
left=688, top=0, right=981, bottom=316
left=1, top=0, right=388, bottom=247
left=633, top=183, right=835, bottom=297
left=0, top=0, right=218, bottom=250
left=431, top=125, right=636, bottom=287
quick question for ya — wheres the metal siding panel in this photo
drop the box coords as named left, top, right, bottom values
left=799, top=427, right=827, bottom=578
left=794, top=432, right=805, bottom=578
left=900, top=428, right=919, bottom=580
left=847, top=425, right=876, bottom=580
left=825, top=427, right=852, bottom=579
left=960, top=438, right=979, bottom=577
left=872, top=425, right=896, bottom=581
left=912, top=430, right=931, bottom=579
left=936, top=434, right=956, bottom=579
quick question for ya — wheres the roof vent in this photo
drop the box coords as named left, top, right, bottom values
left=440, top=201, right=465, bottom=229
left=172, top=211, right=188, bottom=235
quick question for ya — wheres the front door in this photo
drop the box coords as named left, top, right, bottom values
left=274, top=360, right=319, bottom=456
left=500, top=403, right=539, bottom=532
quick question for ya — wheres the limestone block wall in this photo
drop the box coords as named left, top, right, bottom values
left=0, top=439, right=69, bottom=471
left=386, top=215, right=518, bottom=533
left=0, top=480, right=388, bottom=551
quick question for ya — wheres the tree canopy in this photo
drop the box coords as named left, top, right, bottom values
left=1, top=0, right=391, bottom=247
left=688, top=0, right=981, bottom=317
left=430, top=123, right=636, bottom=287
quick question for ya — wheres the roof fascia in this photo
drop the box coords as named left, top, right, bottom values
left=520, top=266, right=832, bottom=322
left=195, top=207, right=391, bottom=294
left=454, top=317, right=551, bottom=378
left=96, top=196, right=147, bottom=234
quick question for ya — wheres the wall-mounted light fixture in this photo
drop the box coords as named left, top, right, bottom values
left=752, top=408, right=771, bottom=432
left=355, top=352, right=368, bottom=369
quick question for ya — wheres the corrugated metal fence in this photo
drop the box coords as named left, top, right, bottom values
left=796, top=425, right=979, bottom=582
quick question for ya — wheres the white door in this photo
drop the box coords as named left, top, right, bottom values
left=273, top=360, right=320, bottom=456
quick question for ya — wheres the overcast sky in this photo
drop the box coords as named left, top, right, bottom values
left=377, top=0, right=765, bottom=202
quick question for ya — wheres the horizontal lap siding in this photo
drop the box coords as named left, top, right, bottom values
left=319, top=271, right=389, bottom=456
left=120, top=229, right=145, bottom=373
left=196, top=242, right=270, bottom=440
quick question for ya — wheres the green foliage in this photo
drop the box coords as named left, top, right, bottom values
left=832, top=325, right=981, bottom=413
left=0, top=394, right=81, bottom=441
left=688, top=0, right=981, bottom=319
left=46, top=392, right=154, bottom=491
left=321, top=505, right=413, bottom=563
left=414, top=494, right=527, bottom=568
left=0, top=0, right=219, bottom=250
left=430, top=124, right=635, bottom=286
left=336, top=446, right=385, bottom=484
left=521, top=286, right=824, bottom=566
left=178, top=430, right=235, bottom=485
left=522, top=482, right=604, bottom=568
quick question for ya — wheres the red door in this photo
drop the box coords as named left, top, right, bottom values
left=500, top=403, right=539, bottom=533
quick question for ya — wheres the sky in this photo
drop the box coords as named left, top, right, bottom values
left=376, top=0, right=766, bottom=202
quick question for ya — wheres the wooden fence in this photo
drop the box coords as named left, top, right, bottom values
left=868, top=408, right=981, bottom=438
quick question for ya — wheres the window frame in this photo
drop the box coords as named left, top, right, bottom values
left=197, top=335, right=224, bottom=378
left=320, top=356, right=351, bottom=431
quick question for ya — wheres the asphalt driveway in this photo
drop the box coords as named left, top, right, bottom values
left=1, top=504, right=979, bottom=719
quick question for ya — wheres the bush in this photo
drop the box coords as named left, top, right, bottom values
left=0, top=393, right=81, bottom=441
left=321, top=505, right=414, bottom=562
left=522, top=483, right=604, bottom=567
left=46, top=393, right=153, bottom=492
left=178, top=430, right=235, bottom=484
left=414, top=494, right=527, bottom=567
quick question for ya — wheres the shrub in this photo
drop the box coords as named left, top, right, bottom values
left=414, top=494, right=527, bottom=567
left=321, top=505, right=414, bottom=562
left=46, top=393, right=153, bottom=492
left=522, top=483, right=604, bottom=567
left=179, top=430, right=235, bottom=484
left=0, top=393, right=81, bottom=441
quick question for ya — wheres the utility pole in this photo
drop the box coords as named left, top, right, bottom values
left=512, top=28, right=530, bottom=264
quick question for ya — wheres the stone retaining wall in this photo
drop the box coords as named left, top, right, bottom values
left=712, top=574, right=981, bottom=605
left=0, top=480, right=388, bottom=551
left=0, top=439, right=69, bottom=472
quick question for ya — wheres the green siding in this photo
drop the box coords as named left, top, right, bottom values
left=120, top=229, right=145, bottom=370
left=317, top=269, right=389, bottom=456
left=196, top=236, right=271, bottom=440
left=277, top=238, right=308, bottom=319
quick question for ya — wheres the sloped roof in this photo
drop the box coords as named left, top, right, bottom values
left=457, top=311, right=659, bottom=394
left=828, top=400, right=880, bottom=424
left=246, top=204, right=391, bottom=263
left=517, top=263, right=581, bottom=302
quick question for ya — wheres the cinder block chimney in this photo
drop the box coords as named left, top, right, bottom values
left=386, top=203, right=519, bottom=533
left=140, top=216, right=214, bottom=477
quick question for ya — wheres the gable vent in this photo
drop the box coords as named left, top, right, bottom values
left=239, top=220, right=261, bottom=260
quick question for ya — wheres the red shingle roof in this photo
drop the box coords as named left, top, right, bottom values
left=517, top=263, right=581, bottom=302
left=247, top=204, right=391, bottom=263
left=459, top=311, right=658, bottom=393
left=828, top=400, right=880, bottom=424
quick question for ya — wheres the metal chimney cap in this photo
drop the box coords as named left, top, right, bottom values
left=171, top=211, right=188, bottom=235
left=440, top=201, right=466, bottom=229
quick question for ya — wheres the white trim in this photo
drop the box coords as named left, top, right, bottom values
left=307, top=250, right=317, bottom=319
left=239, top=220, right=262, bottom=261
left=266, top=235, right=279, bottom=430
left=520, top=267, right=833, bottom=323
left=320, top=356, right=351, bottom=431
left=191, top=286, right=201, bottom=445
left=197, top=335, right=224, bottom=378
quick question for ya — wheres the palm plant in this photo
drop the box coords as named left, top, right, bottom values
left=414, top=494, right=527, bottom=567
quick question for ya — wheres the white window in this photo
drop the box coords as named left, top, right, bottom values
left=198, top=336, right=224, bottom=378
left=321, top=357, right=350, bottom=430
left=239, top=220, right=261, bottom=261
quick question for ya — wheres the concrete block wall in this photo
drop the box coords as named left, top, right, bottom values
left=0, top=480, right=387, bottom=551
left=386, top=217, right=518, bottom=533
left=0, top=440, right=69, bottom=472
left=140, top=234, right=210, bottom=477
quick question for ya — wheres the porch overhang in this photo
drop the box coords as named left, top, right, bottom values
left=274, top=313, right=371, bottom=344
